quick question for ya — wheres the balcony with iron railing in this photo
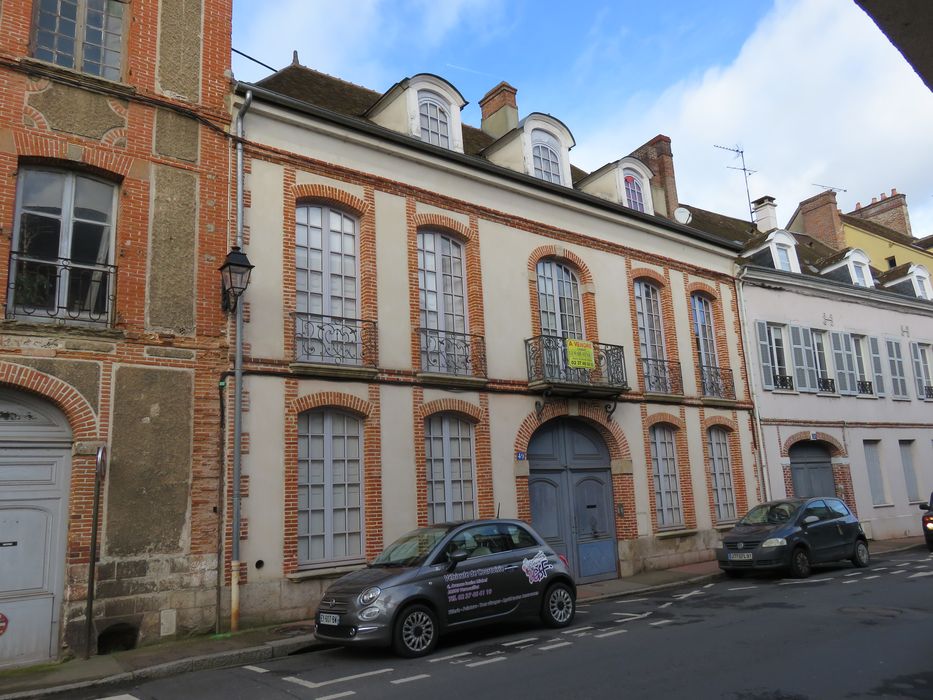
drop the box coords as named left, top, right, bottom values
left=418, top=328, right=487, bottom=383
left=641, top=357, right=683, bottom=395
left=856, top=380, right=874, bottom=396
left=925, top=385, right=933, bottom=400
left=525, top=335, right=628, bottom=397
left=6, top=251, right=116, bottom=326
left=292, top=312, right=378, bottom=376
left=699, top=365, right=736, bottom=400
left=772, top=374, right=794, bottom=391
left=817, top=376, right=836, bottom=393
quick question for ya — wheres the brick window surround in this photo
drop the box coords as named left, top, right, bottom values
left=527, top=245, right=598, bottom=342
left=629, top=265, right=680, bottom=394
left=686, top=281, right=732, bottom=396
left=700, top=412, right=749, bottom=524
left=643, top=408, right=696, bottom=532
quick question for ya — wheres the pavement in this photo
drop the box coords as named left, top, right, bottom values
left=0, top=536, right=924, bottom=700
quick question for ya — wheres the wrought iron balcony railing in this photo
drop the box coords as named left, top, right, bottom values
left=641, top=357, right=683, bottom=395
left=925, top=385, right=933, bottom=400
left=418, top=327, right=487, bottom=378
left=772, top=374, right=795, bottom=390
left=699, top=365, right=736, bottom=400
left=856, top=380, right=874, bottom=395
left=817, top=377, right=836, bottom=393
left=525, top=335, right=628, bottom=394
left=7, top=251, right=116, bottom=326
left=293, top=312, right=377, bottom=367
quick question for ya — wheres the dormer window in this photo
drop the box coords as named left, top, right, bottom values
left=912, top=266, right=931, bottom=299
left=531, top=129, right=562, bottom=184
left=821, top=248, right=874, bottom=288
left=852, top=261, right=869, bottom=287
left=623, top=169, right=646, bottom=212
left=775, top=244, right=793, bottom=272
left=744, top=230, right=801, bottom=274
left=418, top=90, right=450, bottom=148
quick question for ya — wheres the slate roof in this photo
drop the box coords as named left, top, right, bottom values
left=680, top=205, right=756, bottom=244
left=875, top=262, right=913, bottom=284
left=840, top=213, right=922, bottom=249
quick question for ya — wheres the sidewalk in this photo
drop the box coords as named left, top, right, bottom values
left=0, top=536, right=923, bottom=700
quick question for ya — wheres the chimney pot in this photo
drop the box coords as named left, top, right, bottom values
left=855, top=202, right=861, bottom=209
left=479, top=82, right=519, bottom=139
left=871, top=197, right=877, bottom=204
left=751, top=195, right=778, bottom=233
left=881, top=192, right=887, bottom=199
left=891, top=188, right=897, bottom=195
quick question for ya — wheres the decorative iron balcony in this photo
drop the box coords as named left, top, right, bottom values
left=7, top=251, right=116, bottom=326
left=699, top=365, right=736, bottom=400
left=641, top=357, right=683, bottom=395
left=856, top=380, right=874, bottom=395
left=772, top=374, right=795, bottom=391
left=418, top=328, right=487, bottom=378
left=525, top=335, right=628, bottom=396
left=294, top=312, right=377, bottom=367
left=925, top=385, right=933, bottom=400
left=817, top=377, right=836, bottom=393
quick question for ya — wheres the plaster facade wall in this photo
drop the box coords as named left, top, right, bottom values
left=843, top=224, right=933, bottom=270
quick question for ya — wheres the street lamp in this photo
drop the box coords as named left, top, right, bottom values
left=219, top=246, right=254, bottom=312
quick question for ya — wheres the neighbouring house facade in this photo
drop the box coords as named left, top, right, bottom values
left=227, top=63, right=762, bottom=627
left=720, top=196, right=933, bottom=540
left=0, top=0, right=233, bottom=667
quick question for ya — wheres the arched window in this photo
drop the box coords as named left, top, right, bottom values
left=623, top=169, right=646, bottom=212
left=531, top=129, right=562, bottom=184
left=418, top=230, right=469, bottom=374
left=425, top=413, right=475, bottom=523
left=418, top=91, right=451, bottom=149
left=297, top=409, right=363, bottom=565
left=649, top=424, right=682, bottom=528
left=691, top=294, right=717, bottom=367
left=634, top=280, right=670, bottom=392
left=295, top=205, right=359, bottom=363
left=536, top=259, right=583, bottom=339
left=708, top=427, right=736, bottom=522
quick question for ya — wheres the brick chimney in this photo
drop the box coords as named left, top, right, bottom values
left=751, top=195, right=778, bottom=233
left=795, top=190, right=845, bottom=249
left=847, top=188, right=912, bottom=237
left=479, top=82, right=518, bottom=139
left=627, top=135, right=678, bottom=217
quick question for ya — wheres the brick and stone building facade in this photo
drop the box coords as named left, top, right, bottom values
left=0, top=0, right=233, bottom=666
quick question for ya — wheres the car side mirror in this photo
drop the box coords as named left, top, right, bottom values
left=919, top=502, right=930, bottom=511
left=447, top=549, right=469, bottom=571
left=802, top=515, right=819, bottom=526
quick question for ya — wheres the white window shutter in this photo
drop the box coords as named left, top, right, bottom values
left=868, top=337, right=885, bottom=397
left=802, top=328, right=818, bottom=390
left=910, top=342, right=926, bottom=399
left=756, top=321, right=773, bottom=390
left=831, top=331, right=850, bottom=394
left=789, top=325, right=809, bottom=391
left=841, top=333, right=858, bottom=395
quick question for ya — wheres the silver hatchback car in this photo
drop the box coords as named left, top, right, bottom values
left=313, top=519, right=576, bottom=657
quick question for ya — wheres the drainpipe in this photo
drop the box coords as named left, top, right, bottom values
left=735, top=266, right=771, bottom=503
left=231, top=90, right=252, bottom=633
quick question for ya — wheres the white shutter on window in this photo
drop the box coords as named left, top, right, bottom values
left=886, top=339, right=907, bottom=398
left=756, top=321, right=773, bottom=390
left=802, top=328, right=818, bottom=390
left=868, top=336, right=885, bottom=397
left=910, top=342, right=926, bottom=399
left=831, top=331, right=850, bottom=394
left=841, top=333, right=858, bottom=395
left=790, top=325, right=810, bottom=392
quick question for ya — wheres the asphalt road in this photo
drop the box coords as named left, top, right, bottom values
left=91, top=548, right=933, bottom=700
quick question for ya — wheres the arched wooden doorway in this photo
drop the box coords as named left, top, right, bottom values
left=789, top=441, right=835, bottom=498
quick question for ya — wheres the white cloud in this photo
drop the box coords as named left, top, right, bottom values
left=572, top=0, right=933, bottom=237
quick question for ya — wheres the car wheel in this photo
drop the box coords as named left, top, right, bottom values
left=789, top=547, right=811, bottom=578
left=393, top=604, right=438, bottom=658
left=541, top=582, right=575, bottom=628
left=851, top=540, right=870, bottom=568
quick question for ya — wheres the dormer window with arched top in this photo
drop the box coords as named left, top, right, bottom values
left=912, top=266, right=931, bottom=299
left=531, top=129, right=562, bottom=184
left=520, top=114, right=574, bottom=187
left=623, top=169, right=647, bottom=212
left=366, top=73, right=466, bottom=153
left=821, top=249, right=874, bottom=288
left=743, top=230, right=801, bottom=274
left=418, top=90, right=451, bottom=148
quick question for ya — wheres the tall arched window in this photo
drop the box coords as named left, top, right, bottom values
left=634, top=280, right=672, bottom=392
left=536, top=259, right=583, bottom=339
left=425, top=413, right=475, bottom=523
left=623, top=169, right=646, bottom=212
left=649, top=424, right=682, bottom=529
left=419, top=91, right=451, bottom=149
left=418, top=230, right=469, bottom=374
left=531, top=129, right=562, bottom=184
left=295, top=205, right=359, bottom=363
left=691, top=293, right=723, bottom=396
left=297, top=409, right=363, bottom=566
left=708, top=427, right=736, bottom=522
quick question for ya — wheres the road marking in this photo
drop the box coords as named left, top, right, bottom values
left=575, top=609, right=590, bottom=614
left=97, top=696, right=140, bottom=700
left=318, top=693, right=354, bottom=700
left=429, top=651, right=471, bottom=663
left=874, top=567, right=888, bottom=571
left=539, top=641, right=571, bottom=650
left=703, top=583, right=715, bottom=589
left=842, top=580, right=858, bottom=584
left=503, top=637, right=538, bottom=646
left=728, top=586, right=758, bottom=591
left=778, top=578, right=832, bottom=585
left=864, top=575, right=880, bottom=580
left=616, top=598, right=648, bottom=604
left=283, top=668, right=393, bottom=690
left=562, top=626, right=593, bottom=634
left=844, top=571, right=863, bottom=577
left=595, top=628, right=628, bottom=639
left=658, top=602, right=672, bottom=609
left=466, top=657, right=505, bottom=668
left=613, top=611, right=653, bottom=622
left=391, top=674, right=429, bottom=684
left=673, top=589, right=703, bottom=600
left=649, top=620, right=673, bottom=627
left=244, top=665, right=269, bottom=674
left=890, top=569, right=907, bottom=574
left=908, top=571, right=933, bottom=579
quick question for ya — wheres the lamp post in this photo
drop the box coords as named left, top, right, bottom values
left=220, top=245, right=252, bottom=633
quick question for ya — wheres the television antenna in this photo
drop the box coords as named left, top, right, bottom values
left=811, top=183, right=847, bottom=193
left=714, top=144, right=756, bottom=221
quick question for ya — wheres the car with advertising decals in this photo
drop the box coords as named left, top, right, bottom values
left=716, top=497, right=870, bottom=578
left=313, top=519, right=576, bottom=657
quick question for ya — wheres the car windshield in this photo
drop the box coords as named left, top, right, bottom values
left=370, top=526, right=453, bottom=568
left=739, top=502, right=801, bottom=525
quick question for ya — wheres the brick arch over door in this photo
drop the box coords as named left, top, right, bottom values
left=514, top=401, right=635, bottom=540
left=527, top=246, right=598, bottom=341
left=781, top=431, right=846, bottom=458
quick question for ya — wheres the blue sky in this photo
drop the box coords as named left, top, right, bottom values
left=232, top=1, right=933, bottom=237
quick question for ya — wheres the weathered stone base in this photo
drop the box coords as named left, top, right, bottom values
left=618, top=529, right=720, bottom=576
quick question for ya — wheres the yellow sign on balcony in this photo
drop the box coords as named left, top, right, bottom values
left=565, top=338, right=595, bottom=369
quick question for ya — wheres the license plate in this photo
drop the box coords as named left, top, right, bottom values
left=728, top=552, right=753, bottom=561
left=319, top=613, right=340, bottom=626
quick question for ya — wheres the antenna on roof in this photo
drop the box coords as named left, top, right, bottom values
left=811, top=183, right=848, bottom=193
left=714, top=144, right=756, bottom=221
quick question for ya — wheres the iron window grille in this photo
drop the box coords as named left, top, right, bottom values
left=699, top=365, right=736, bottom=400
left=418, top=328, right=487, bottom=378
left=641, top=357, right=683, bottom=395
left=525, top=335, right=628, bottom=390
left=817, top=377, right=836, bottom=393
left=772, top=374, right=795, bottom=390
left=856, top=380, right=874, bottom=395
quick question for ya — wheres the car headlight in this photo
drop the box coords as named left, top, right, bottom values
left=762, top=537, right=787, bottom=548
left=358, top=586, right=381, bottom=606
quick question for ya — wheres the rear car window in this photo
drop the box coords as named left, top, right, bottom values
left=505, top=524, right=538, bottom=549
left=827, top=499, right=850, bottom=517
left=802, top=500, right=833, bottom=521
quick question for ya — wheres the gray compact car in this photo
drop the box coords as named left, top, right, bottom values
left=313, top=519, right=576, bottom=657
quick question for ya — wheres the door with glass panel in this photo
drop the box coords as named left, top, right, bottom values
left=536, top=259, right=585, bottom=382
left=295, top=205, right=360, bottom=364
left=691, top=295, right=720, bottom=396
left=418, top=231, right=470, bottom=375
left=635, top=280, right=673, bottom=392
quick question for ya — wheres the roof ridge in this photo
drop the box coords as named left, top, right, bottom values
left=258, top=63, right=383, bottom=100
